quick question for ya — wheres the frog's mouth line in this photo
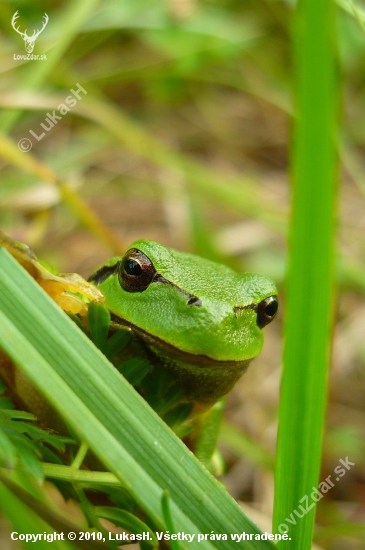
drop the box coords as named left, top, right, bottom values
left=110, top=314, right=250, bottom=369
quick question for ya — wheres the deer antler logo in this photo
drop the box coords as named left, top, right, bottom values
left=11, top=11, right=49, bottom=53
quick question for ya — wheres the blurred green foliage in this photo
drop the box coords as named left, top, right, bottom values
left=0, top=1, right=365, bottom=549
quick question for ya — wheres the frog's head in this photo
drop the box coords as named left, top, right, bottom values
left=90, top=240, right=278, bottom=366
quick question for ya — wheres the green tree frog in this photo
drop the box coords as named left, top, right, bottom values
left=89, top=239, right=278, bottom=404
left=0, top=234, right=278, bottom=469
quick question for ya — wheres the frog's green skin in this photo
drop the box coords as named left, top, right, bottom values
left=0, top=236, right=277, bottom=471
left=89, top=240, right=278, bottom=403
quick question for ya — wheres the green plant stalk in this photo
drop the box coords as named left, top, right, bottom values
left=0, top=249, right=276, bottom=550
left=41, top=463, right=119, bottom=484
left=273, top=0, right=338, bottom=549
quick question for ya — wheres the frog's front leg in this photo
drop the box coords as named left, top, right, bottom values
left=185, top=398, right=225, bottom=474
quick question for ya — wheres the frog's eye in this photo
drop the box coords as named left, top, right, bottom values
left=256, top=295, right=278, bottom=328
left=118, top=248, right=156, bottom=292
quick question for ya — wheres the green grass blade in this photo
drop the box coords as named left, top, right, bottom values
left=273, top=0, right=339, bottom=548
left=0, top=249, right=276, bottom=550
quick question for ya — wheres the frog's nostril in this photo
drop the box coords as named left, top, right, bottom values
left=187, top=296, right=202, bottom=307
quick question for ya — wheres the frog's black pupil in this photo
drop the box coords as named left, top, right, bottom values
left=265, top=299, right=278, bottom=317
left=125, top=258, right=142, bottom=276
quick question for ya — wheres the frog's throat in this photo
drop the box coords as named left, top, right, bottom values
left=110, top=314, right=251, bottom=402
